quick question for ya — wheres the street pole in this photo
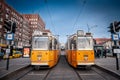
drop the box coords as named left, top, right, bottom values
left=6, top=21, right=13, bottom=70
left=112, top=22, right=119, bottom=70
left=87, top=24, right=90, bottom=33
left=87, top=24, right=97, bottom=33
left=6, top=38, right=11, bottom=70
left=113, top=41, right=119, bottom=70
left=116, top=53, right=119, bottom=70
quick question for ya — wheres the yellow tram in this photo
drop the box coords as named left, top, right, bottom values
left=66, top=30, right=95, bottom=68
left=30, top=32, right=60, bottom=68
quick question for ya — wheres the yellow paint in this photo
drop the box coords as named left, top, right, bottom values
left=0, top=43, right=7, bottom=47
left=66, top=50, right=95, bottom=68
left=76, top=50, right=95, bottom=63
left=31, top=50, right=60, bottom=68
left=31, top=50, right=49, bottom=66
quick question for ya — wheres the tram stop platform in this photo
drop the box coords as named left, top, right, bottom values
left=95, top=57, right=120, bottom=78
left=0, top=58, right=30, bottom=79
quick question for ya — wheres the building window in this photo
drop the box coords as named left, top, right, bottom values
left=5, top=14, right=9, bottom=19
left=0, top=18, right=3, bottom=22
left=0, top=25, right=2, bottom=29
left=5, top=8, right=10, bottom=14
left=34, top=26, right=37, bottom=28
left=0, top=3, right=2, bottom=9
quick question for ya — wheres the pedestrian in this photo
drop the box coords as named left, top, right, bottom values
left=0, top=49, right=4, bottom=60
left=103, top=48, right=107, bottom=58
left=97, top=49, right=101, bottom=58
left=94, top=48, right=97, bottom=58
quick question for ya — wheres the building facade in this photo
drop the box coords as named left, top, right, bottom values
left=0, top=0, right=7, bottom=48
left=0, top=0, right=48, bottom=57
left=22, top=14, right=45, bottom=35
left=21, top=17, right=32, bottom=47
left=0, top=0, right=32, bottom=50
left=94, top=38, right=113, bottom=49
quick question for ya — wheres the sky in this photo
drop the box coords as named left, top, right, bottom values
left=5, top=0, right=120, bottom=43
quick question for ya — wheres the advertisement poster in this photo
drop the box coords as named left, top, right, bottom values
left=23, top=47, right=30, bottom=58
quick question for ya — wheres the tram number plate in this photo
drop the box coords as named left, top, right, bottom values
left=84, top=55, right=88, bottom=57
left=37, top=55, right=42, bottom=57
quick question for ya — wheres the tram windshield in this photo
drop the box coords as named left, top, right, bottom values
left=77, top=37, right=93, bottom=50
left=32, top=37, right=49, bottom=50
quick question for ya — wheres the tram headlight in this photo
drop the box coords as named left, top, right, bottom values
left=32, top=53, right=34, bottom=55
left=46, top=53, right=48, bottom=55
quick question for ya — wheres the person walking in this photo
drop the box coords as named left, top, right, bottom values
left=103, top=48, right=107, bottom=58
left=97, top=49, right=101, bottom=58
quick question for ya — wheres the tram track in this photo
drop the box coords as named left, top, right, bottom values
left=18, top=67, right=53, bottom=80
left=92, top=66, right=120, bottom=80
left=0, top=65, right=33, bottom=80
left=16, top=67, right=33, bottom=80
left=74, top=66, right=119, bottom=80
left=1, top=65, right=53, bottom=80
left=40, top=68, right=53, bottom=80
left=44, top=56, right=80, bottom=80
left=74, top=68, right=83, bottom=80
left=1, top=55, right=119, bottom=80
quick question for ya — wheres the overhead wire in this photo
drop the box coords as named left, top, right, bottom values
left=72, top=0, right=86, bottom=33
left=44, top=0, right=56, bottom=34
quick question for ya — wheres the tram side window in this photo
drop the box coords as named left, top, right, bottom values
left=70, top=40, right=76, bottom=50
left=49, top=39, right=58, bottom=50
left=70, top=41, right=72, bottom=50
left=54, top=39, right=57, bottom=50
left=49, top=41, right=52, bottom=50
left=73, top=40, right=76, bottom=50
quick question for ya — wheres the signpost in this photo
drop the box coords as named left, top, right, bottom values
left=5, top=33, right=13, bottom=70
left=108, top=21, right=120, bottom=70
left=114, top=48, right=120, bottom=70
left=6, top=33, right=14, bottom=41
left=6, top=48, right=10, bottom=70
left=4, top=20, right=16, bottom=70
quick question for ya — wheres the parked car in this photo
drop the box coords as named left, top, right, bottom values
left=12, top=51, right=22, bottom=58
left=3, top=54, right=13, bottom=59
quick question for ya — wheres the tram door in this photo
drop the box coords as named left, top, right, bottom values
left=71, top=42, right=76, bottom=67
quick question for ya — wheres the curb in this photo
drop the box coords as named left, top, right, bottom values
left=0, top=64, right=30, bottom=80
left=94, top=64, right=120, bottom=79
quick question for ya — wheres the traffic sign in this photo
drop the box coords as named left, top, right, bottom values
left=114, top=49, right=120, bottom=54
left=119, top=32, right=120, bottom=40
left=6, top=48, right=10, bottom=54
left=6, top=33, right=14, bottom=40
left=112, top=34, right=119, bottom=41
